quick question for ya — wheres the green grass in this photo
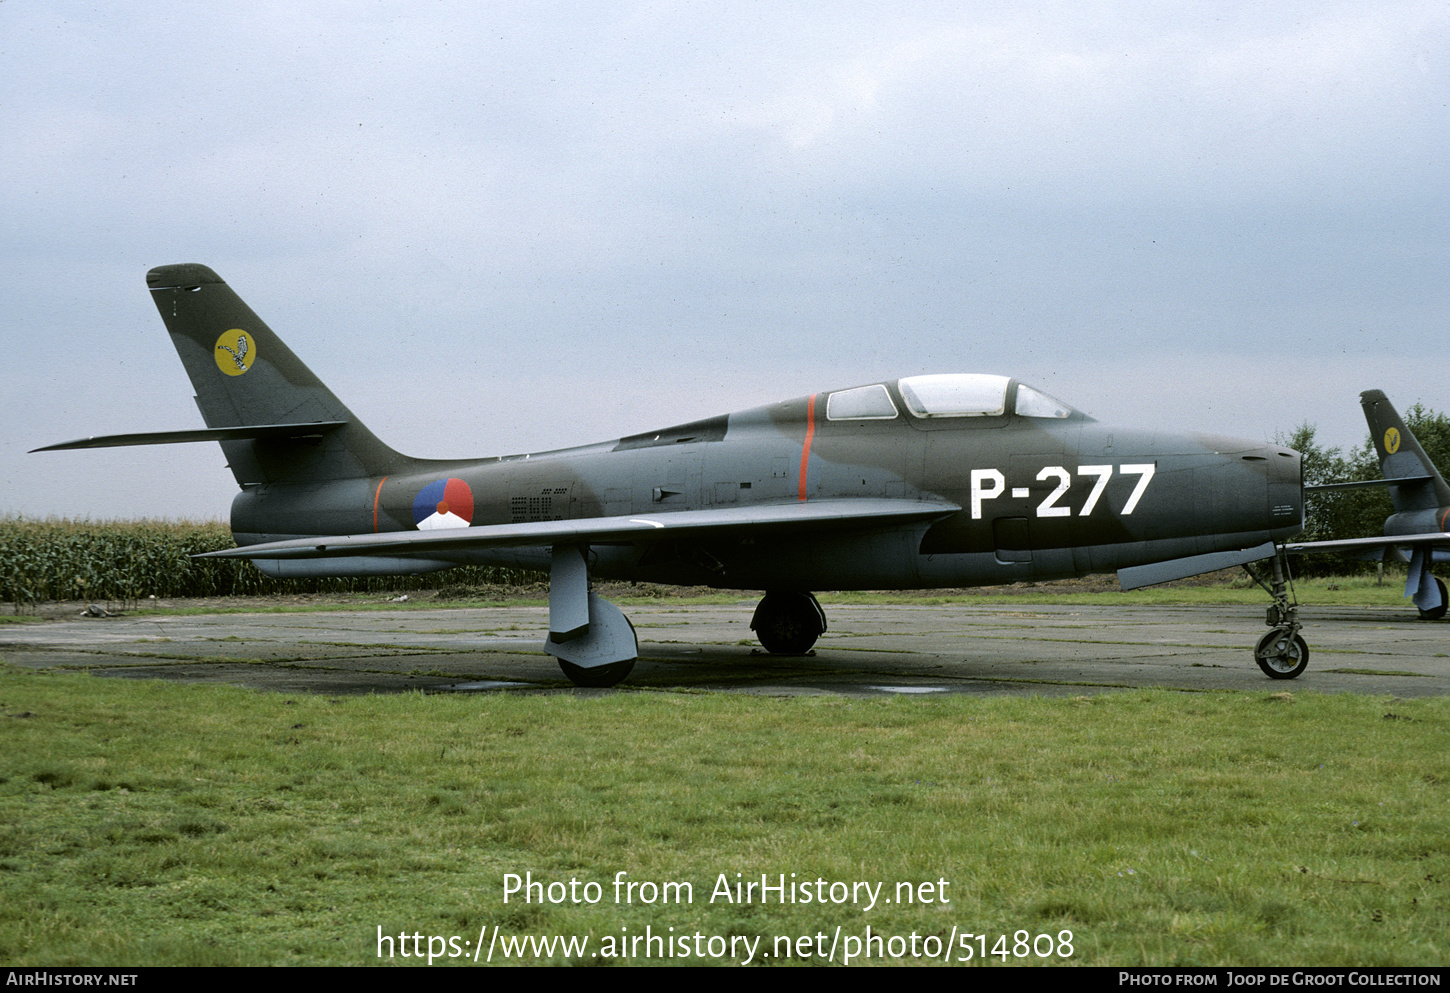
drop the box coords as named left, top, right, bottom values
left=822, top=576, right=1424, bottom=609
left=0, top=670, right=1444, bottom=966
left=11, top=573, right=1429, bottom=623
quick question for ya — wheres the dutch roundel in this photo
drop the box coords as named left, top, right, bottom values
left=412, top=478, right=474, bottom=530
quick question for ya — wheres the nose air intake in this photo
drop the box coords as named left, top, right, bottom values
left=1265, top=446, right=1304, bottom=541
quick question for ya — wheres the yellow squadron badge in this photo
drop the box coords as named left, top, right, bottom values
left=215, top=329, right=256, bottom=376
left=1385, top=427, right=1401, bottom=455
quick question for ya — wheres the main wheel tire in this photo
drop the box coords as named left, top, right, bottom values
left=753, top=592, right=823, bottom=655
left=1254, top=629, right=1309, bottom=679
left=1418, top=578, right=1448, bottom=620
left=559, top=658, right=635, bottom=687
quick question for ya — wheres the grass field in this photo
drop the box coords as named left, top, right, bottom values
left=0, top=510, right=1422, bottom=615
left=0, top=569, right=1429, bottom=625
left=0, top=665, right=1444, bottom=967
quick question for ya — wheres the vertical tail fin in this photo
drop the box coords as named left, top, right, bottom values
left=1358, top=389, right=1450, bottom=512
left=146, top=264, right=409, bottom=486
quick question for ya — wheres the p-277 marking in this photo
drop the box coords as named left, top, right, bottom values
left=970, top=464, right=1156, bottom=519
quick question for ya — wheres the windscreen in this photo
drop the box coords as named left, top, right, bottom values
left=1014, top=384, right=1073, bottom=419
left=826, top=383, right=899, bottom=420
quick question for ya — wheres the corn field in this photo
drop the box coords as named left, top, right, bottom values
left=1, top=518, right=543, bottom=607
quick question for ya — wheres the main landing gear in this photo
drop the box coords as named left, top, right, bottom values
left=1244, top=549, right=1308, bottom=679
left=544, top=546, right=638, bottom=688
left=751, top=591, right=827, bottom=655
left=558, top=656, right=636, bottom=688
left=1419, top=578, right=1448, bottom=621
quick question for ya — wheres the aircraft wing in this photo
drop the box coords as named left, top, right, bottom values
left=1303, top=476, right=1433, bottom=493
left=1285, top=533, right=1450, bottom=554
left=197, top=498, right=962, bottom=562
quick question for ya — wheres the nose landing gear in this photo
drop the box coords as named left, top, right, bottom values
left=1245, top=548, right=1308, bottom=679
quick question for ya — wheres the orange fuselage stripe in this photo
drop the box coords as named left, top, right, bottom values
left=373, top=476, right=388, bottom=532
left=798, top=394, right=817, bottom=502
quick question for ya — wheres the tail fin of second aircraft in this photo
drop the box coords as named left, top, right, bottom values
left=1359, top=389, right=1450, bottom=512
left=144, top=263, right=414, bottom=486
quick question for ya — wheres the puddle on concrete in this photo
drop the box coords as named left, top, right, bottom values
left=868, top=685, right=948, bottom=694
left=435, top=681, right=534, bottom=691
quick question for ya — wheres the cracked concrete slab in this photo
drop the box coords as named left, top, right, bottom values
left=1, top=602, right=1446, bottom=698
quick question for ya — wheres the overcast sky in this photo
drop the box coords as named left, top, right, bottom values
left=3, top=1, right=1447, bottom=519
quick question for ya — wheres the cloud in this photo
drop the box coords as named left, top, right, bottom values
left=2, top=1, right=1448, bottom=517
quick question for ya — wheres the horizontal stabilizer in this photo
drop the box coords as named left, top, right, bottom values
left=1285, top=532, right=1450, bottom=554
left=1304, top=475, right=1433, bottom=493
left=1118, top=541, right=1277, bottom=591
left=196, top=498, right=961, bottom=562
left=31, top=421, right=347, bottom=453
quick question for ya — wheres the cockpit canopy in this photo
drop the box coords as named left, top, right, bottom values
left=898, top=374, right=1010, bottom=417
left=825, top=374, right=1076, bottom=422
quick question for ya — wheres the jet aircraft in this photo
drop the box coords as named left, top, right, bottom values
left=37, top=264, right=1308, bottom=685
left=1288, top=390, right=1450, bottom=620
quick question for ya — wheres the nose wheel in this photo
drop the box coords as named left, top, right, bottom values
left=1254, top=629, right=1309, bottom=679
left=1244, top=548, right=1308, bottom=680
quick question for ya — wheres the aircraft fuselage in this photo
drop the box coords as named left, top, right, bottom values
left=40, top=264, right=1313, bottom=684
left=232, top=381, right=1302, bottom=590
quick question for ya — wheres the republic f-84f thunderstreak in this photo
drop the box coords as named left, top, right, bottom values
left=37, top=264, right=1307, bottom=685
left=1288, top=390, right=1450, bottom=620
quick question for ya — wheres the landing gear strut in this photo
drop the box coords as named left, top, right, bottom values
left=751, top=591, right=826, bottom=655
left=1245, top=549, right=1308, bottom=679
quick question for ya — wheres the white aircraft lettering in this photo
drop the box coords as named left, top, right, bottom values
left=970, top=468, right=1006, bottom=519
left=1035, top=466, right=1071, bottom=518
left=969, top=464, right=1157, bottom=519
